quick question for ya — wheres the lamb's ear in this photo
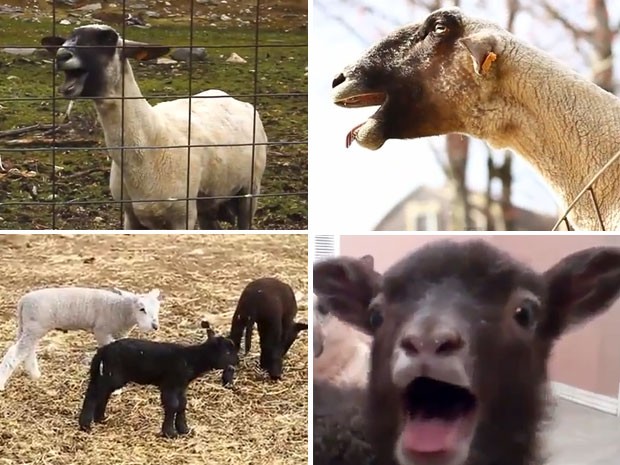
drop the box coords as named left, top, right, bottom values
left=41, top=36, right=66, bottom=55
left=120, top=40, right=170, bottom=61
left=540, top=247, right=620, bottom=340
left=459, top=32, right=499, bottom=76
left=149, top=288, right=163, bottom=300
left=201, top=320, right=216, bottom=339
left=360, top=254, right=375, bottom=270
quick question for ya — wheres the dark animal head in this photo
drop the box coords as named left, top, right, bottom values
left=313, top=254, right=383, bottom=334
left=367, top=239, right=620, bottom=465
left=201, top=321, right=240, bottom=368
left=41, top=24, right=169, bottom=98
left=332, top=7, right=511, bottom=149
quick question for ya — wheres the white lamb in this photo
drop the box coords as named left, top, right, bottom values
left=41, top=24, right=268, bottom=230
left=0, top=287, right=161, bottom=391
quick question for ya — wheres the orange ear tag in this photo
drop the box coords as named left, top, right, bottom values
left=135, top=50, right=149, bottom=61
left=481, top=52, right=497, bottom=74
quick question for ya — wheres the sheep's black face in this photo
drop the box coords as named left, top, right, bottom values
left=368, top=240, right=549, bottom=465
left=332, top=7, right=488, bottom=150
left=47, top=26, right=120, bottom=98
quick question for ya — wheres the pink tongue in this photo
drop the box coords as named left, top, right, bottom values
left=401, top=417, right=461, bottom=453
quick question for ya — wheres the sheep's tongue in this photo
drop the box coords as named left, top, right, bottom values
left=401, top=417, right=461, bottom=453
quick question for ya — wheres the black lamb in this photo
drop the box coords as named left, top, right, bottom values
left=78, top=321, right=238, bottom=438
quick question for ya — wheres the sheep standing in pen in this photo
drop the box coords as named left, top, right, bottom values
left=41, top=24, right=267, bottom=230
left=0, top=287, right=162, bottom=391
left=314, top=240, right=620, bottom=465
left=229, top=277, right=308, bottom=380
left=332, top=7, right=620, bottom=230
left=78, top=321, right=239, bottom=438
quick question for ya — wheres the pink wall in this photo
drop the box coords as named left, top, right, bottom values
left=339, top=234, right=620, bottom=398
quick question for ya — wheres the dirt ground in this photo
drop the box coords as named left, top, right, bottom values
left=0, top=233, right=308, bottom=465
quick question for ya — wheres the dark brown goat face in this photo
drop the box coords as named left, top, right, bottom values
left=313, top=254, right=382, bottom=334
left=41, top=25, right=169, bottom=98
left=368, top=240, right=620, bottom=465
left=332, top=7, right=505, bottom=150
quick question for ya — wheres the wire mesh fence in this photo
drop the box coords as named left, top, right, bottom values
left=0, top=0, right=308, bottom=230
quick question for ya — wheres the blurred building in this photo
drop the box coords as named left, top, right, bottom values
left=374, top=185, right=564, bottom=231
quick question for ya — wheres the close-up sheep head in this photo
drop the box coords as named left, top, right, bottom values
left=112, top=287, right=162, bottom=332
left=367, top=240, right=620, bottom=465
left=332, top=7, right=508, bottom=150
left=40, top=25, right=169, bottom=98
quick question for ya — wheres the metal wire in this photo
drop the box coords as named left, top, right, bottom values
left=0, top=0, right=308, bottom=230
left=551, top=148, right=620, bottom=231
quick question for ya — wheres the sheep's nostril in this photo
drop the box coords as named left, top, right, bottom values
left=56, top=49, right=73, bottom=63
left=400, top=336, right=419, bottom=355
left=332, top=73, right=346, bottom=88
left=152, top=322, right=159, bottom=330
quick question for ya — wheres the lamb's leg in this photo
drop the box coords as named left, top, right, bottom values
left=93, top=387, right=114, bottom=423
left=160, top=388, right=180, bottom=438
left=174, top=389, right=190, bottom=435
left=23, top=345, right=41, bottom=380
left=0, top=333, right=39, bottom=391
left=79, top=378, right=102, bottom=431
left=123, top=207, right=148, bottom=230
left=244, top=319, right=255, bottom=354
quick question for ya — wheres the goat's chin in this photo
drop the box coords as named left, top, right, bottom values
left=59, top=72, right=88, bottom=98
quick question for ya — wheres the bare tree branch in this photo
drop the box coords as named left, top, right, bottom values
left=539, top=1, right=592, bottom=40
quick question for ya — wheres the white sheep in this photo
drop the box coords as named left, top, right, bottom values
left=332, top=7, right=620, bottom=231
left=41, top=24, right=267, bottom=230
left=0, top=287, right=161, bottom=391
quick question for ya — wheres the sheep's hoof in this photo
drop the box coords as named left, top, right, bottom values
left=176, top=425, right=190, bottom=435
left=162, top=429, right=178, bottom=439
left=79, top=423, right=92, bottom=433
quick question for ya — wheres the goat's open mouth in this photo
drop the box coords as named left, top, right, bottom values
left=399, top=377, right=478, bottom=459
left=59, top=69, right=88, bottom=98
left=334, top=92, right=388, bottom=149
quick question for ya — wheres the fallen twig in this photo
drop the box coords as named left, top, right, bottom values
left=63, top=167, right=108, bottom=179
left=0, top=123, right=69, bottom=139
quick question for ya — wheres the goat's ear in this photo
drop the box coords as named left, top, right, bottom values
left=41, top=36, right=65, bottom=55
left=540, top=247, right=620, bottom=339
left=120, top=40, right=170, bottom=61
left=459, top=32, right=499, bottom=76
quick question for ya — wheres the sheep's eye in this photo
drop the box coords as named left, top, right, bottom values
left=513, top=300, right=538, bottom=330
left=433, top=23, right=447, bottom=34
left=369, top=309, right=383, bottom=330
left=139, top=308, right=146, bottom=313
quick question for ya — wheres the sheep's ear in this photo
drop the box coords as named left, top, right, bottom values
left=120, top=40, right=170, bottom=61
left=41, top=36, right=65, bottom=55
left=360, top=254, right=375, bottom=270
left=459, top=32, right=499, bottom=76
left=540, top=247, right=620, bottom=339
left=149, top=288, right=162, bottom=300
left=201, top=320, right=216, bottom=339
left=110, top=287, right=124, bottom=296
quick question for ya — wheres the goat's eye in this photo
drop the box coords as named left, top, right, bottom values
left=369, top=308, right=383, bottom=330
left=433, top=23, right=447, bottom=34
left=513, top=300, right=538, bottom=330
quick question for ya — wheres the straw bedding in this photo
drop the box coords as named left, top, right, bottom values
left=0, top=233, right=308, bottom=465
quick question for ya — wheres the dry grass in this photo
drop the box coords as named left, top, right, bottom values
left=0, top=234, right=308, bottom=465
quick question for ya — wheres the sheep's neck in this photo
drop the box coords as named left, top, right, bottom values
left=185, top=344, right=220, bottom=380
left=483, top=42, right=620, bottom=230
left=93, top=64, right=162, bottom=168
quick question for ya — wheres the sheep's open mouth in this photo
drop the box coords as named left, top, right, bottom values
left=334, top=92, right=387, bottom=149
left=399, top=377, right=477, bottom=457
left=59, top=69, right=88, bottom=97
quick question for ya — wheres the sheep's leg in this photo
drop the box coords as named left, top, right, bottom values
left=79, top=379, right=101, bottom=431
left=160, top=388, right=180, bottom=438
left=244, top=319, right=255, bottom=354
left=93, top=388, right=114, bottom=423
left=237, top=189, right=253, bottom=230
left=0, top=333, right=39, bottom=391
left=123, top=208, right=148, bottom=230
left=174, top=389, right=190, bottom=435
left=23, top=345, right=41, bottom=380
left=259, top=322, right=284, bottom=380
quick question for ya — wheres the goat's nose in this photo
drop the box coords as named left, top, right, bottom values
left=332, top=72, right=346, bottom=88
left=56, top=48, right=73, bottom=63
left=400, top=328, right=464, bottom=357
